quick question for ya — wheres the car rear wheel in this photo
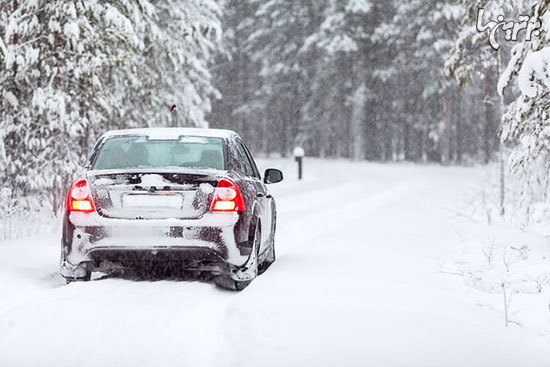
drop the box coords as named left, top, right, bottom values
left=215, top=220, right=261, bottom=291
left=259, top=213, right=276, bottom=274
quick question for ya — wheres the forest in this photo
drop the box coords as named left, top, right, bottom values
left=211, top=0, right=500, bottom=164
left=0, top=0, right=549, bottom=237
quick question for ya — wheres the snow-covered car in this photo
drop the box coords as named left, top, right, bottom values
left=60, top=128, right=283, bottom=290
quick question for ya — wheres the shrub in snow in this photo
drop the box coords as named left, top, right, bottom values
left=0, top=188, right=55, bottom=240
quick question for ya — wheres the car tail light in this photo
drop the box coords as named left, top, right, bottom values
left=67, top=178, right=95, bottom=213
left=211, top=178, right=245, bottom=212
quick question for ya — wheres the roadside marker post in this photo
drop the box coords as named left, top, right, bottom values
left=293, top=147, right=305, bottom=180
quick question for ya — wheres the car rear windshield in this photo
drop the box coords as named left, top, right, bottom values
left=92, top=136, right=226, bottom=170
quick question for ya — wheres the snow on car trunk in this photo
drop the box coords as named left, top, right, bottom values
left=88, top=171, right=217, bottom=220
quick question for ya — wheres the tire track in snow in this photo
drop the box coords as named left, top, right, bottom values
left=0, top=278, right=238, bottom=367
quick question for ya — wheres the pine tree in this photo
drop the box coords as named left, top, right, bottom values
left=0, top=0, right=222, bottom=215
left=498, top=3, right=550, bottom=217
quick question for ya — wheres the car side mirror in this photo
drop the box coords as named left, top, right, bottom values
left=264, top=169, right=283, bottom=184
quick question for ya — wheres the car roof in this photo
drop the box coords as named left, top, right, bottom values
left=100, top=127, right=239, bottom=140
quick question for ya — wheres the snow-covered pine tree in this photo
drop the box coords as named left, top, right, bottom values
left=374, top=0, right=462, bottom=162
left=445, top=0, right=522, bottom=166
left=115, top=0, right=223, bottom=131
left=240, top=0, right=325, bottom=157
left=498, top=2, right=550, bottom=222
left=445, top=0, right=534, bottom=216
left=0, top=0, right=222, bottom=219
left=300, top=0, right=378, bottom=159
left=0, top=0, right=138, bottom=211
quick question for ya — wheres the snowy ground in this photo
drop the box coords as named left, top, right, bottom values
left=1, top=158, right=549, bottom=367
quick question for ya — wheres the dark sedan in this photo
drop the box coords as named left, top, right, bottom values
left=60, top=128, right=283, bottom=290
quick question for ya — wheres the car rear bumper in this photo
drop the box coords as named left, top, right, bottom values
left=61, top=211, right=249, bottom=277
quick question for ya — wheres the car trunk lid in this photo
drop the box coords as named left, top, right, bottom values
left=87, top=170, right=220, bottom=219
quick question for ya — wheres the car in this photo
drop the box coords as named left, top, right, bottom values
left=59, top=128, right=283, bottom=290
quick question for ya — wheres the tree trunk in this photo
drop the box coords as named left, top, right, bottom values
left=351, top=85, right=365, bottom=160
left=497, top=49, right=505, bottom=215
left=444, top=86, right=452, bottom=164
left=484, top=70, right=495, bottom=164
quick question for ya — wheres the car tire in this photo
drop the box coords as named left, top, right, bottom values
left=259, top=208, right=276, bottom=274
left=258, top=242, right=275, bottom=275
left=215, top=219, right=261, bottom=291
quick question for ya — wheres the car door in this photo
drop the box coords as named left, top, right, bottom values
left=234, top=138, right=270, bottom=253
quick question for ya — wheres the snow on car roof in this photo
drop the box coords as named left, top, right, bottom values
left=100, top=127, right=238, bottom=140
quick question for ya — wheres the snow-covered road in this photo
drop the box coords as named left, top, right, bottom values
left=0, top=159, right=548, bottom=367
